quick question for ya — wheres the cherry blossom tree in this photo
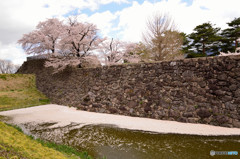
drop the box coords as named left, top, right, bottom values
left=98, top=38, right=141, bottom=65
left=98, top=38, right=124, bottom=65
left=123, top=42, right=142, bottom=63
left=18, top=17, right=105, bottom=72
left=60, top=17, right=104, bottom=57
left=18, top=17, right=103, bottom=58
left=18, top=18, right=64, bottom=55
left=0, top=59, right=20, bottom=74
left=44, top=55, right=101, bottom=73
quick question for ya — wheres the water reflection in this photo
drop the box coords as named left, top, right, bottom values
left=10, top=122, right=240, bottom=159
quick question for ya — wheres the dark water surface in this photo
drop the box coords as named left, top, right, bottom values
left=8, top=121, right=240, bottom=159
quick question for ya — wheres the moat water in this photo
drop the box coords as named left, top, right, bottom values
left=6, top=121, right=240, bottom=159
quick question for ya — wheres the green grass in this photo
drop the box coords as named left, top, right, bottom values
left=35, top=139, right=92, bottom=159
left=0, top=74, right=94, bottom=159
left=0, top=122, right=94, bottom=159
left=0, top=74, right=50, bottom=111
left=0, top=121, right=77, bottom=159
left=0, top=74, right=7, bottom=80
left=1, top=122, right=93, bottom=159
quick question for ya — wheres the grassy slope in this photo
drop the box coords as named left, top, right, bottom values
left=0, top=74, right=50, bottom=111
left=0, top=121, right=72, bottom=159
left=0, top=74, right=92, bottom=159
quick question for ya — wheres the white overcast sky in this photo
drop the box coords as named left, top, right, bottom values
left=0, top=0, right=240, bottom=65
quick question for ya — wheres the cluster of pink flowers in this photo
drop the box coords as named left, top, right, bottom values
left=18, top=17, right=141, bottom=67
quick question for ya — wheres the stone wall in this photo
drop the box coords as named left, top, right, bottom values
left=18, top=55, right=240, bottom=128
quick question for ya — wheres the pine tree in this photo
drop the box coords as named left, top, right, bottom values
left=180, top=32, right=192, bottom=54
left=188, top=22, right=221, bottom=56
left=221, top=17, right=240, bottom=52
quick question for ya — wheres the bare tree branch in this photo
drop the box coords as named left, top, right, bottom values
left=0, top=59, right=20, bottom=74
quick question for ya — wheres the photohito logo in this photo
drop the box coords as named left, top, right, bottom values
left=210, top=150, right=215, bottom=156
left=210, top=150, right=238, bottom=156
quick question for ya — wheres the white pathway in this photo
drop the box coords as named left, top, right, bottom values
left=1, top=104, right=240, bottom=136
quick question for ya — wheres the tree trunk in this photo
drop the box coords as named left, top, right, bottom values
left=235, top=39, right=238, bottom=50
left=52, top=40, right=55, bottom=53
left=202, top=42, right=206, bottom=56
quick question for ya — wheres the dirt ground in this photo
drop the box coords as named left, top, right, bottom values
left=1, top=104, right=240, bottom=136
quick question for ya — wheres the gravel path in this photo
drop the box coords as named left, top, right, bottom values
left=1, top=104, right=240, bottom=136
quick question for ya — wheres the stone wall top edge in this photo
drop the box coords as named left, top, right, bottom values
left=24, top=54, right=240, bottom=72
left=76, top=55, right=240, bottom=71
